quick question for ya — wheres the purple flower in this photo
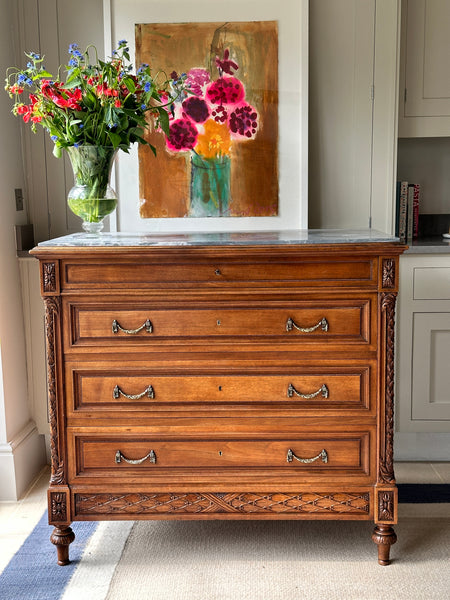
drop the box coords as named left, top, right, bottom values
left=228, top=103, right=258, bottom=139
left=182, top=96, right=209, bottom=123
left=166, top=118, right=198, bottom=151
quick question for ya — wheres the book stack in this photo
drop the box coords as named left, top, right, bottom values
left=395, top=181, right=420, bottom=243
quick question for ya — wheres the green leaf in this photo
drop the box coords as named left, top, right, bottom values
left=107, top=131, right=122, bottom=148
left=122, top=77, right=136, bottom=93
left=157, top=107, right=170, bottom=135
left=64, top=78, right=82, bottom=89
left=53, top=145, right=62, bottom=158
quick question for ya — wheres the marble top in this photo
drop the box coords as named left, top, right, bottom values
left=37, top=229, right=400, bottom=248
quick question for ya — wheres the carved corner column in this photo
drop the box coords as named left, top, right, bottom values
left=373, top=261, right=399, bottom=565
left=43, top=261, right=74, bottom=565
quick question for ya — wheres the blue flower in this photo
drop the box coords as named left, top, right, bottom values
left=141, top=104, right=147, bottom=110
left=118, top=39, right=127, bottom=46
left=17, top=74, right=26, bottom=83
left=50, top=135, right=58, bottom=141
left=68, top=58, right=78, bottom=67
left=27, top=62, right=34, bottom=69
left=78, top=123, right=84, bottom=129
left=68, top=43, right=80, bottom=54
left=144, top=82, right=151, bottom=92
left=73, top=142, right=79, bottom=148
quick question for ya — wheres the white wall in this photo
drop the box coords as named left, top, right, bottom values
left=0, top=0, right=46, bottom=500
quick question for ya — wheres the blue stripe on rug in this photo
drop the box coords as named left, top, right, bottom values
left=0, top=512, right=98, bottom=600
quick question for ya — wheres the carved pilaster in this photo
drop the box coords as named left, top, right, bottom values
left=379, top=292, right=396, bottom=485
left=44, top=296, right=64, bottom=485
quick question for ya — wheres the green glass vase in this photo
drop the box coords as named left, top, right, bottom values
left=189, top=153, right=231, bottom=217
left=67, top=145, right=118, bottom=233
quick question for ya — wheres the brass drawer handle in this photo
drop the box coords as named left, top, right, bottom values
left=287, top=448, right=328, bottom=464
left=115, top=450, right=156, bottom=465
left=112, top=319, right=153, bottom=335
left=287, top=383, right=329, bottom=399
left=286, top=317, right=328, bottom=333
left=113, top=385, right=155, bottom=400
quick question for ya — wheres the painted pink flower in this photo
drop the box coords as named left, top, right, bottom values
left=166, top=118, right=198, bottom=151
left=228, top=103, right=258, bottom=139
left=182, top=96, right=209, bottom=123
left=206, top=76, right=245, bottom=106
left=185, top=68, right=210, bottom=96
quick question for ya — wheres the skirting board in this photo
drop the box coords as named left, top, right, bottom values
left=394, top=432, right=450, bottom=461
left=0, top=421, right=47, bottom=500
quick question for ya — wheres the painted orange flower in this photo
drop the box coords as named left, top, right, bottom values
left=194, top=119, right=231, bottom=159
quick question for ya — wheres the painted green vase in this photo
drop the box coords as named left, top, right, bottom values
left=189, top=153, right=231, bottom=217
left=67, top=145, right=118, bottom=233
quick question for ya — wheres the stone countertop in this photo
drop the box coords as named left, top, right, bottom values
left=36, top=228, right=400, bottom=248
left=405, top=236, right=450, bottom=254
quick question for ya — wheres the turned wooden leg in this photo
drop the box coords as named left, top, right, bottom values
left=50, top=526, right=75, bottom=566
left=372, top=524, right=397, bottom=566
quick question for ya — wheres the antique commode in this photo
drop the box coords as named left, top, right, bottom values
left=31, top=230, right=406, bottom=566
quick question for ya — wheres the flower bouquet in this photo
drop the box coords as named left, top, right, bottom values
left=164, top=49, right=259, bottom=217
left=5, top=40, right=184, bottom=231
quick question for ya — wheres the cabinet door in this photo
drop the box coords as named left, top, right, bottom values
left=399, top=0, right=450, bottom=136
left=412, top=313, right=450, bottom=421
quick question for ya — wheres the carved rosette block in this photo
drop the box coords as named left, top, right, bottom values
left=375, top=488, right=397, bottom=523
left=49, top=488, right=70, bottom=524
left=41, top=261, right=59, bottom=295
left=381, top=258, right=396, bottom=289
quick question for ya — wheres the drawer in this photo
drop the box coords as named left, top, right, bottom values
left=65, top=298, right=374, bottom=350
left=61, top=255, right=377, bottom=290
left=66, top=365, right=374, bottom=416
left=68, top=431, right=371, bottom=481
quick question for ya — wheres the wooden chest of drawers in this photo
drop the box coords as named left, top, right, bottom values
left=32, top=235, right=405, bottom=565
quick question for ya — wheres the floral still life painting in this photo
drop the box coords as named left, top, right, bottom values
left=136, top=21, right=278, bottom=219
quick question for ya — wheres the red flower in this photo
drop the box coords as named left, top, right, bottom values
left=215, top=49, right=239, bottom=75
left=206, top=77, right=245, bottom=106
left=166, top=118, right=198, bottom=151
left=181, top=96, right=209, bottom=123
left=228, top=103, right=258, bottom=139
left=114, top=99, right=121, bottom=108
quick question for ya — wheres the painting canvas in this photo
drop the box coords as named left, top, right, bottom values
left=136, top=21, right=278, bottom=219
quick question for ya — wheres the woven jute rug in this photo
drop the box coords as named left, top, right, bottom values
left=104, top=505, right=449, bottom=600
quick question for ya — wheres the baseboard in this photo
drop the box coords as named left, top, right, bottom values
left=0, top=421, right=47, bottom=501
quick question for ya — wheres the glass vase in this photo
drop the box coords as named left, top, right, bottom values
left=189, top=153, right=231, bottom=217
left=66, top=145, right=118, bottom=233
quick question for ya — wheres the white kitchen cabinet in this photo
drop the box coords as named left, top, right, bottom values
left=309, top=0, right=400, bottom=233
left=398, top=0, right=450, bottom=137
left=397, top=254, right=450, bottom=434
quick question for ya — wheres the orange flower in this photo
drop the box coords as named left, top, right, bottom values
left=194, top=119, right=231, bottom=159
